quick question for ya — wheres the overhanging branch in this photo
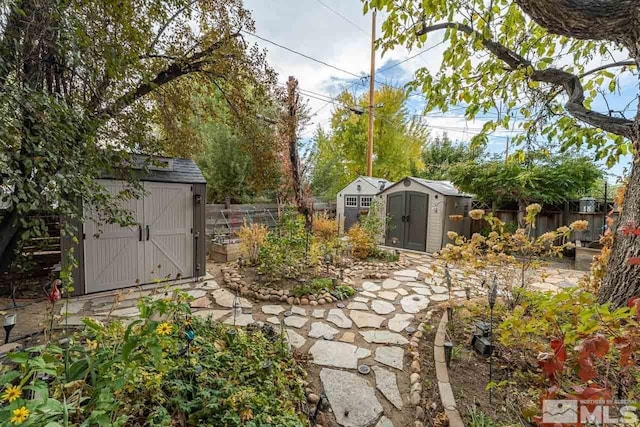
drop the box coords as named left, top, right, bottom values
left=416, top=22, right=636, bottom=139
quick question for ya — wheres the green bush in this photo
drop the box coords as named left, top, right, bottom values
left=0, top=292, right=309, bottom=426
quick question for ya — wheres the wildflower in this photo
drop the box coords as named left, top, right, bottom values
left=2, top=385, right=21, bottom=402
left=570, top=220, right=589, bottom=231
left=10, top=407, right=29, bottom=424
left=156, top=322, right=173, bottom=335
left=469, top=209, right=485, bottom=220
left=447, top=231, right=458, bottom=240
left=85, top=339, right=98, bottom=351
left=526, top=203, right=542, bottom=215
left=557, top=226, right=570, bottom=234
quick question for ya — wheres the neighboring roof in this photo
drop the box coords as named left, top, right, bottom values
left=380, top=176, right=469, bottom=197
left=338, top=176, right=392, bottom=194
left=101, top=155, right=207, bottom=184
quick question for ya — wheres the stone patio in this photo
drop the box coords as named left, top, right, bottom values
left=60, top=252, right=583, bottom=427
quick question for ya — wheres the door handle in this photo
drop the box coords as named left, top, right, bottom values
left=401, top=215, right=406, bottom=222
left=138, top=225, right=142, bottom=241
left=146, top=225, right=150, bottom=241
left=406, top=215, right=410, bottom=223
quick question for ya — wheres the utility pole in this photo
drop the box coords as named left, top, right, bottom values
left=504, top=137, right=510, bottom=164
left=366, top=10, right=376, bottom=177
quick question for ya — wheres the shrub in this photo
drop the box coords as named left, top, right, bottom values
left=237, top=221, right=269, bottom=264
left=0, top=291, right=309, bottom=426
left=312, top=213, right=337, bottom=243
left=347, top=224, right=376, bottom=259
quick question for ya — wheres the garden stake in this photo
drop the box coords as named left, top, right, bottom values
left=488, top=275, right=498, bottom=404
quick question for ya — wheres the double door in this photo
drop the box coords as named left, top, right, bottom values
left=385, top=192, right=428, bottom=252
left=84, top=180, right=194, bottom=293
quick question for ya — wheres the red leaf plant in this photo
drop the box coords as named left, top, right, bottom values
left=575, top=334, right=610, bottom=381
left=629, top=296, right=640, bottom=321
left=538, top=338, right=567, bottom=382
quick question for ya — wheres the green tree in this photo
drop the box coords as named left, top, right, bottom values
left=419, top=133, right=483, bottom=180
left=367, top=0, right=640, bottom=306
left=310, top=86, right=427, bottom=200
left=0, top=0, right=274, bottom=271
left=449, top=153, right=603, bottom=223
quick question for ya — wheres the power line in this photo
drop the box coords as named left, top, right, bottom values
left=314, top=0, right=367, bottom=34
left=378, top=41, right=445, bottom=73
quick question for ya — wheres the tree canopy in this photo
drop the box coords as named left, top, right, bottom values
left=310, top=86, right=427, bottom=200
left=418, top=133, right=483, bottom=181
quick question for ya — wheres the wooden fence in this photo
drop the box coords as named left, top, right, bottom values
left=206, top=202, right=336, bottom=241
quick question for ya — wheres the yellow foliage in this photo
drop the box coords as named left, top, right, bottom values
left=237, top=222, right=269, bottom=264
left=347, top=224, right=376, bottom=259
left=312, top=214, right=338, bottom=242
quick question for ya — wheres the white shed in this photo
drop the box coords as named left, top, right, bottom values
left=377, top=177, right=472, bottom=253
left=336, top=176, right=391, bottom=234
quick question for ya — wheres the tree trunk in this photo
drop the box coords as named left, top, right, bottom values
left=0, top=210, right=20, bottom=269
left=598, top=157, right=640, bottom=307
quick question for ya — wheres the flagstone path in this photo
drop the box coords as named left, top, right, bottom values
left=61, top=252, right=585, bottom=427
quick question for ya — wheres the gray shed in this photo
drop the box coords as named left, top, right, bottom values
left=378, top=177, right=472, bottom=253
left=62, top=156, right=207, bottom=295
left=336, top=176, right=391, bottom=233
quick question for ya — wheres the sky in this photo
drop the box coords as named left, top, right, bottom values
left=243, top=0, right=634, bottom=181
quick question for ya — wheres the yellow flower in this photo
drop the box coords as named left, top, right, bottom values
left=526, top=203, right=542, bottom=215
left=156, top=322, right=173, bottom=335
left=85, top=339, right=98, bottom=351
left=2, top=385, right=21, bottom=402
left=570, top=220, right=589, bottom=231
left=446, top=231, right=458, bottom=240
left=557, top=226, right=570, bottom=234
left=10, top=406, right=29, bottom=424
left=469, top=209, right=485, bottom=220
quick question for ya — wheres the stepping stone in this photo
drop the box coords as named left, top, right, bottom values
left=394, top=276, right=415, bottom=282
left=361, top=291, right=378, bottom=298
left=309, top=341, right=370, bottom=369
left=58, top=300, right=85, bottom=315
left=362, top=281, right=381, bottom=292
left=375, top=416, right=395, bottom=427
left=388, top=313, right=414, bottom=332
left=110, top=307, right=140, bottom=317
left=382, top=278, right=400, bottom=289
left=190, top=296, right=211, bottom=309
left=412, top=287, right=431, bottom=296
left=327, top=309, right=353, bottom=328
left=201, top=280, right=220, bottom=290
left=320, top=368, right=383, bottom=427
left=416, top=266, right=432, bottom=274
left=354, top=297, right=369, bottom=303
left=186, top=289, right=207, bottom=299
left=394, top=269, right=419, bottom=279
left=347, top=301, right=369, bottom=311
left=349, top=311, right=386, bottom=329
left=360, top=330, right=408, bottom=345
left=311, top=309, right=326, bottom=319
left=309, top=322, right=340, bottom=340
left=284, top=316, right=308, bottom=329
left=211, top=289, right=252, bottom=308
left=405, top=281, right=428, bottom=288
left=378, top=291, right=397, bottom=301
left=400, top=295, right=430, bottom=314
left=371, top=300, right=395, bottom=315
left=192, top=309, right=231, bottom=320
left=429, top=294, right=450, bottom=302
left=262, top=305, right=285, bottom=315
left=291, top=306, right=306, bottom=316
left=223, top=309, right=254, bottom=326
left=375, top=346, right=404, bottom=370
left=339, top=332, right=356, bottom=343
left=285, top=328, right=306, bottom=349
left=266, top=316, right=280, bottom=325
left=372, top=366, right=403, bottom=409
left=431, top=285, right=448, bottom=294
left=395, top=288, right=408, bottom=296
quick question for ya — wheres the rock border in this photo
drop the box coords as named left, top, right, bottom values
left=405, top=311, right=434, bottom=427
left=434, top=310, right=465, bottom=427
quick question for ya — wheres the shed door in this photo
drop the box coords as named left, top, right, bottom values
left=84, top=180, right=145, bottom=293
left=385, top=193, right=405, bottom=247
left=404, top=192, right=428, bottom=252
left=344, top=195, right=360, bottom=232
left=143, top=182, right=193, bottom=282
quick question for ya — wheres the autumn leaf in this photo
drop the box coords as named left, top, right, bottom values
left=628, top=297, right=640, bottom=321
left=537, top=338, right=566, bottom=381
left=627, top=257, right=640, bottom=266
left=613, top=336, right=637, bottom=367
left=568, top=384, right=612, bottom=412
left=575, top=334, right=610, bottom=381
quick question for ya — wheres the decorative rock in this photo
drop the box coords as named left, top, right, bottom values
left=371, top=300, right=395, bottom=315
left=308, top=322, right=340, bottom=340
left=405, top=281, right=428, bottom=289
left=186, top=289, right=208, bottom=299
left=320, top=368, right=383, bottom=427
left=375, top=416, right=395, bottom=427
left=360, top=291, right=377, bottom=298
left=395, top=288, right=409, bottom=296
left=309, top=341, right=370, bottom=369
left=354, top=296, right=369, bottom=303
left=326, top=309, right=353, bottom=328
left=312, top=309, right=326, bottom=319
left=431, top=285, right=448, bottom=294
left=400, top=295, right=430, bottom=314
left=394, top=269, right=419, bottom=279
left=362, top=281, right=381, bottom=292
left=360, top=331, right=409, bottom=345
left=318, top=298, right=326, bottom=305
left=284, top=316, right=308, bottom=329
left=412, top=287, right=431, bottom=296
left=411, top=360, right=421, bottom=373
left=58, top=300, right=85, bottom=315
left=0, top=342, right=23, bottom=354
left=346, top=301, right=369, bottom=311
left=378, top=291, right=398, bottom=301
left=265, top=316, right=280, bottom=325
left=388, top=313, right=414, bottom=332
left=339, top=332, right=356, bottom=343
left=291, top=306, right=306, bottom=316
left=372, top=366, right=403, bottom=409
left=262, top=305, right=285, bottom=315
left=410, top=391, right=421, bottom=405
left=285, top=328, right=306, bottom=349
left=310, top=300, right=318, bottom=306
left=287, top=297, right=295, bottom=305
left=410, top=373, right=420, bottom=384
left=192, top=309, right=231, bottom=320
left=211, top=289, right=252, bottom=308
left=223, top=309, right=254, bottom=326
left=349, top=311, right=386, bottom=329
left=415, top=406, right=425, bottom=420
left=382, top=278, right=400, bottom=289
left=375, top=346, right=404, bottom=370
left=300, top=298, right=309, bottom=305
left=307, top=393, right=320, bottom=404
left=429, top=294, right=450, bottom=302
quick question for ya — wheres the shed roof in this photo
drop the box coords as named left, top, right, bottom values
left=101, top=155, right=207, bottom=184
left=339, top=176, right=392, bottom=194
left=380, top=177, right=469, bottom=197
